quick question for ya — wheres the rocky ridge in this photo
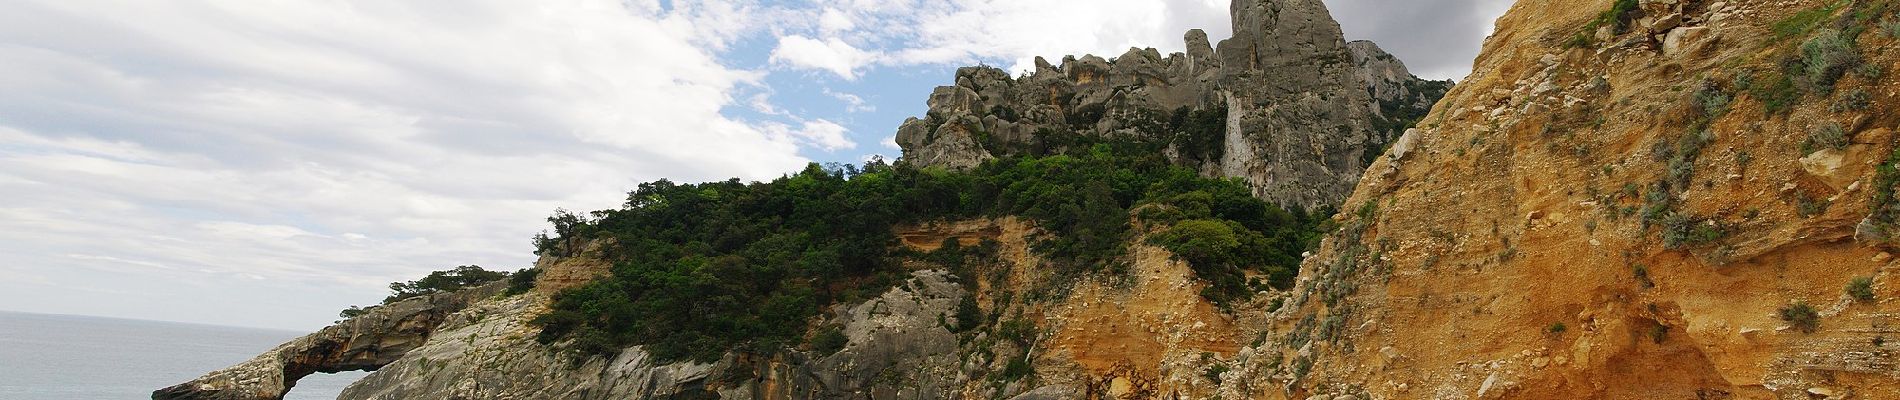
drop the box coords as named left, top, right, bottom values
left=895, top=0, right=1448, bottom=210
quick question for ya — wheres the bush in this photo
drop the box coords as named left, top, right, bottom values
left=1780, top=301, right=1821, bottom=333
left=1832, top=89, right=1872, bottom=112
left=1694, top=80, right=1732, bottom=119
left=1001, top=357, right=1034, bottom=381
left=504, top=268, right=540, bottom=296
left=1848, top=277, right=1876, bottom=302
left=1548, top=322, right=1568, bottom=334
left=809, top=326, right=848, bottom=355
left=952, top=295, right=982, bottom=332
left=1660, top=214, right=1726, bottom=250
left=1202, top=364, right=1230, bottom=384
left=1803, top=123, right=1849, bottom=154
left=1798, top=30, right=1861, bottom=92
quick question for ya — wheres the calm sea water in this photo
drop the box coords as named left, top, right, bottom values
left=0, top=311, right=367, bottom=400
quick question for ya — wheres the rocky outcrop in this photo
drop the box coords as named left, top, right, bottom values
left=1228, top=0, right=1900, bottom=398
left=1348, top=40, right=1453, bottom=123
left=895, top=0, right=1449, bottom=210
left=336, top=269, right=967, bottom=399
left=153, top=282, right=505, bottom=400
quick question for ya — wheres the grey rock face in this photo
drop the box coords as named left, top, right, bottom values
left=895, top=0, right=1449, bottom=210
left=1347, top=40, right=1450, bottom=119
left=334, top=269, right=966, bottom=400
left=152, top=282, right=505, bottom=400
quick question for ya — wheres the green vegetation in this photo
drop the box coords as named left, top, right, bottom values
left=338, top=265, right=514, bottom=319
left=1202, top=363, right=1230, bottom=384
left=504, top=268, right=540, bottom=296
left=1869, top=147, right=1900, bottom=241
left=1832, top=89, right=1873, bottom=112
left=1848, top=277, right=1876, bottom=302
left=383, top=265, right=509, bottom=303
left=1773, top=3, right=1842, bottom=41
left=1797, top=30, right=1862, bottom=93
left=1660, top=214, right=1728, bottom=250
left=1747, top=72, right=1802, bottom=115
left=1780, top=301, right=1821, bottom=333
left=529, top=138, right=1324, bottom=362
left=1801, top=122, right=1846, bottom=153
left=1168, top=106, right=1229, bottom=164
left=1548, top=322, right=1568, bottom=334
left=1566, top=0, right=1640, bottom=48
left=809, top=326, right=848, bottom=355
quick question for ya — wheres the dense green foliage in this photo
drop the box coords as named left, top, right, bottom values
left=530, top=138, right=1324, bottom=362
left=505, top=268, right=540, bottom=296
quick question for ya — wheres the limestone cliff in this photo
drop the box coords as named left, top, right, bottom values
left=894, top=0, right=1448, bottom=210
left=1226, top=0, right=1900, bottom=398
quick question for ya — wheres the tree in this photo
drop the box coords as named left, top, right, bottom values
left=384, top=265, right=509, bottom=303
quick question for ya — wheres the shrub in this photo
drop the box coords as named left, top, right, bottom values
left=1695, top=83, right=1732, bottom=119
left=1780, top=301, right=1821, bottom=333
left=338, top=305, right=368, bottom=319
left=504, top=268, right=540, bottom=296
left=809, top=326, right=848, bottom=355
left=1203, top=364, right=1230, bottom=384
left=1848, top=277, right=1876, bottom=302
left=952, top=295, right=982, bottom=332
left=1832, top=89, right=1872, bottom=112
left=1548, top=322, right=1568, bottom=334
left=1798, top=30, right=1861, bottom=92
left=1797, top=195, right=1832, bottom=218
left=1001, top=357, right=1034, bottom=381
left=1803, top=123, right=1849, bottom=154
left=1661, top=214, right=1726, bottom=250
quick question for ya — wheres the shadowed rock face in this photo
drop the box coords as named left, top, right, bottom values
left=895, top=0, right=1448, bottom=210
left=152, top=282, right=504, bottom=400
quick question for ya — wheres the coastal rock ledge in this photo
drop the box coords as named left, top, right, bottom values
left=152, top=282, right=503, bottom=400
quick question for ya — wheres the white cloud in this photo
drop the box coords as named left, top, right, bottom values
left=769, top=35, right=880, bottom=80
left=766, top=0, right=1228, bottom=76
left=766, top=119, right=856, bottom=152
left=824, top=89, right=875, bottom=113
left=0, top=0, right=820, bottom=330
left=819, top=8, right=856, bottom=33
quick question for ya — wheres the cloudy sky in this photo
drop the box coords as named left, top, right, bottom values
left=0, top=0, right=1511, bottom=331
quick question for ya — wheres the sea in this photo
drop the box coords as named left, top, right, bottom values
left=0, top=310, right=367, bottom=400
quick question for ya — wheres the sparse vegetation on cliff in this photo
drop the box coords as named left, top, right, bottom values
left=1780, top=301, right=1821, bottom=333
left=1848, top=277, right=1876, bottom=302
left=341, top=265, right=515, bottom=319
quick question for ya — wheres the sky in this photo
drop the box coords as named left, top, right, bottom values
left=0, top=0, right=1512, bottom=331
